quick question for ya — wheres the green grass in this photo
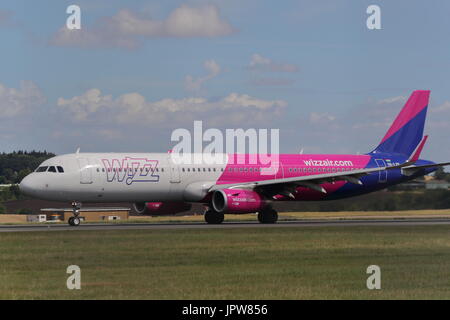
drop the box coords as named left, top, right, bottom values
left=1, top=225, right=450, bottom=299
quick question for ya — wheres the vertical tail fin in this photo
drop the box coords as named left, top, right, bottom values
left=371, top=90, right=430, bottom=156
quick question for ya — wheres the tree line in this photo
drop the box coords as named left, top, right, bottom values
left=0, top=150, right=55, bottom=184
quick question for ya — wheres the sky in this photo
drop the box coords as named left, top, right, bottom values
left=1, top=0, right=450, bottom=163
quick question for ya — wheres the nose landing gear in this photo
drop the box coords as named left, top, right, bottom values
left=68, top=201, right=82, bottom=226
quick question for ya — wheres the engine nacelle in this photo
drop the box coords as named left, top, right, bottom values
left=211, top=189, right=267, bottom=214
left=133, top=202, right=192, bottom=215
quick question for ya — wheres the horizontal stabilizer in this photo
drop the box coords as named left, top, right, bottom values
left=401, top=161, right=450, bottom=176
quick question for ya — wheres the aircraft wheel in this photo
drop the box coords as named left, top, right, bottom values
left=72, top=217, right=81, bottom=226
left=257, top=209, right=278, bottom=224
left=204, top=210, right=224, bottom=224
left=68, top=216, right=81, bottom=226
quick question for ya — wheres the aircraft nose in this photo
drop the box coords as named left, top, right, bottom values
left=19, top=174, right=39, bottom=197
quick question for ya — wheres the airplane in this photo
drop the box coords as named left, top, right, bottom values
left=19, top=90, right=450, bottom=226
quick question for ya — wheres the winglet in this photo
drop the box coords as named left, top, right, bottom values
left=408, top=135, right=428, bottom=162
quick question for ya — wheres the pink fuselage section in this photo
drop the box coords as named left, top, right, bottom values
left=216, top=154, right=372, bottom=201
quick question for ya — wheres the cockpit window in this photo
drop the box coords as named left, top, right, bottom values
left=48, top=166, right=57, bottom=173
left=57, top=166, right=64, bottom=173
left=36, top=166, right=48, bottom=172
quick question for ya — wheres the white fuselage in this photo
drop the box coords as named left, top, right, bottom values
left=19, top=153, right=227, bottom=203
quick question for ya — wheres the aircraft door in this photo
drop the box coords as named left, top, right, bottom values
left=375, top=159, right=387, bottom=183
left=168, top=156, right=181, bottom=183
left=170, top=165, right=181, bottom=183
left=77, top=158, right=93, bottom=184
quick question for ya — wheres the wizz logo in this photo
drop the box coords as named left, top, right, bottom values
left=102, top=157, right=159, bottom=185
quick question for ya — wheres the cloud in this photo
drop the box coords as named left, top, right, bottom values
left=0, top=81, right=46, bottom=118
left=290, top=94, right=415, bottom=154
left=377, top=96, right=407, bottom=105
left=57, top=89, right=287, bottom=127
left=185, top=59, right=221, bottom=92
left=309, top=112, right=335, bottom=124
left=250, top=78, right=295, bottom=86
left=248, top=54, right=299, bottom=73
left=50, top=4, right=236, bottom=49
left=431, top=101, right=450, bottom=114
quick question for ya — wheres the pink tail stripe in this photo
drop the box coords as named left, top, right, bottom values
left=408, top=135, right=428, bottom=162
left=380, top=90, right=430, bottom=144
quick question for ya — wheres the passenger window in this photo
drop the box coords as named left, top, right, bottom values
left=48, top=166, right=57, bottom=173
left=57, top=166, right=64, bottom=173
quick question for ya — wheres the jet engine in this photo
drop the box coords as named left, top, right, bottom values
left=211, top=189, right=267, bottom=214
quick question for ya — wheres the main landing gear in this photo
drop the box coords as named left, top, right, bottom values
left=203, top=207, right=279, bottom=224
left=257, top=208, right=278, bottom=224
left=204, top=209, right=224, bottom=224
left=68, top=201, right=82, bottom=226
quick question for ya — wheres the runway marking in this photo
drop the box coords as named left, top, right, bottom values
left=1, top=218, right=450, bottom=232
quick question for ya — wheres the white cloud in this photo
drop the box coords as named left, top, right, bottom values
left=50, top=5, right=236, bottom=48
left=185, top=59, right=221, bottom=92
left=248, top=54, right=299, bottom=73
left=431, top=101, right=450, bottom=113
left=250, top=78, right=295, bottom=86
left=0, top=81, right=46, bottom=118
left=377, top=96, right=406, bottom=104
left=309, top=112, right=335, bottom=124
left=57, top=89, right=286, bottom=126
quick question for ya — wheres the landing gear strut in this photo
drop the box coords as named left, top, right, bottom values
left=68, top=201, right=82, bottom=226
left=204, top=209, right=224, bottom=224
left=257, top=208, right=278, bottom=224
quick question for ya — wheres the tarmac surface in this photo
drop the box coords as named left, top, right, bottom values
left=1, top=218, right=450, bottom=232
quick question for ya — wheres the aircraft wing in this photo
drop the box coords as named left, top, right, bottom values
left=209, top=161, right=450, bottom=197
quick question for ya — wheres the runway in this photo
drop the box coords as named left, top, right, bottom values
left=1, top=218, right=450, bottom=232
